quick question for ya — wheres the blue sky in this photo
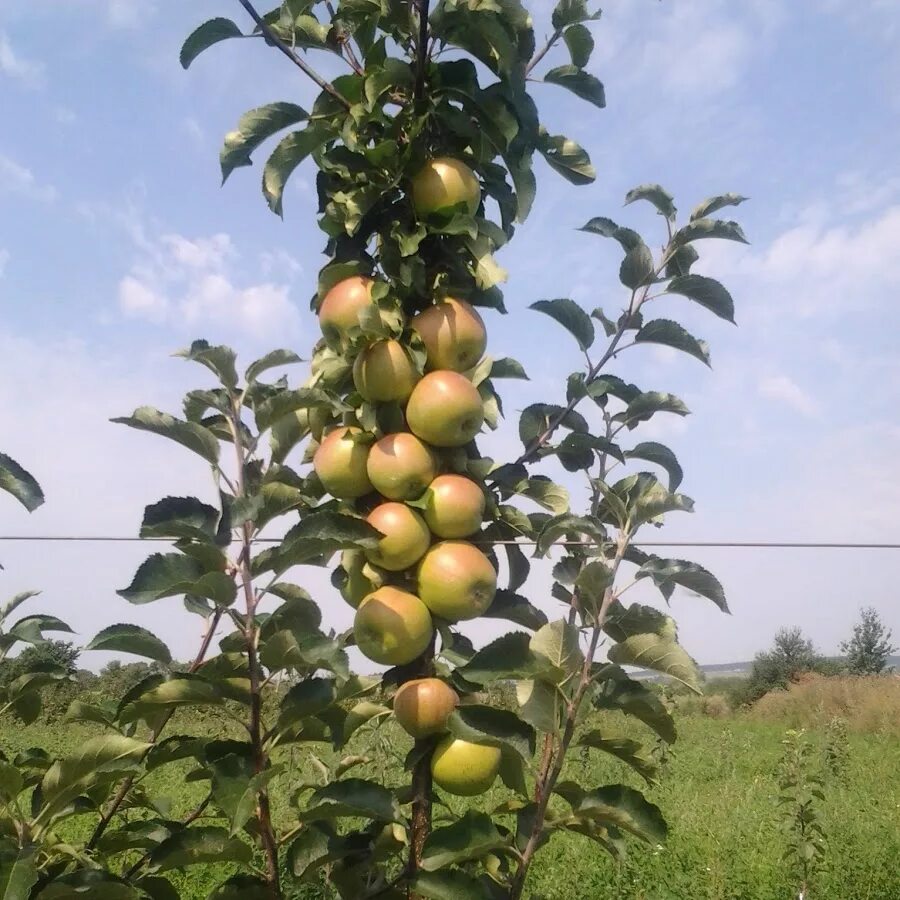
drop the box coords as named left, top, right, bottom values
left=1, top=0, right=898, bottom=668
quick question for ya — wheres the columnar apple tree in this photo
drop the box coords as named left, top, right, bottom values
left=0, top=0, right=749, bottom=897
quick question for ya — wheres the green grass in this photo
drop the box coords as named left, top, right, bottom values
left=4, top=713, right=899, bottom=899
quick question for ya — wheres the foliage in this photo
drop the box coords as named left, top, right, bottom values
left=776, top=729, right=826, bottom=898
left=0, top=0, right=750, bottom=895
left=823, top=716, right=849, bottom=782
left=740, top=627, right=831, bottom=705
left=840, top=606, right=897, bottom=675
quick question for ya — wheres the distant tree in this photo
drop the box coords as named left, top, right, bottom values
left=741, top=627, right=827, bottom=705
left=0, top=639, right=79, bottom=686
left=94, top=659, right=164, bottom=698
left=841, top=607, right=897, bottom=675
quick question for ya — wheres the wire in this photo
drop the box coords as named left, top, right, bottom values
left=0, top=536, right=898, bottom=549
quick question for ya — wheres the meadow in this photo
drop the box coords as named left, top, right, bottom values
left=3, top=676, right=899, bottom=900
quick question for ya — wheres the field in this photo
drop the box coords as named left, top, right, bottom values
left=4, top=694, right=899, bottom=900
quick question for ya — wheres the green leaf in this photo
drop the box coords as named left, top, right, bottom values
left=665, top=243, right=699, bottom=278
left=111, top=407, right=219, bottom=464
left=665, top=274, right=735, bottom=323
left=210, top=758, right=283, bottom=835
left=245, top=348, right=303, bottom=383
left=0, top=844, right=38, bottom=900
left=409, top=870, right=493, bottom=900
left=529, top=298, right=594, bottom=350
left=466, top=235, right=508, bottom=289
left=221, top=104, right=308, bottom=183
left=180, top=18, right=243, bottom=69
left=624, top=442, right=683, bottom=491
left=483, top=590, right=548, bottom=630
left=37, top=736, right=151, bottom=824
left=535, top=512, right=606, bottom=556
left=516, top=679, right=562, bottom=733
left=544, top=65, right=606, bottom=109
left=690, top=193, right=748, bottom=221
left=624, top=184, right=676, bottom=220
left=537, top=130, right=595, bottom=185
left=117, top=554, right=207, bottom=605
left=149, top=826, right=253, bottom=871
left=552, top=0, right=601, bottom=29
left=575, top=560, right=613, bottom=610
left=34, top=871, right=140, bottom=899
left=300, top=778, right=401, bottom=822
left=459, top=632, right=536, bottom=684
left=592, top=666, right=675, bottom=743
left=578, top=217, right=643, bottom=251
left=518, top=476, right=570, bottom=514
left=174, top=340, right=238, bottom=390
left=278, top=677, right=337, bottom=724
left=253, top=386, right=334, bottom=432
left=570, top=783, right=667, bottom=843
left=140, top=496, right=221, bottom=542
left=578, top=731, right=659, bottom=784
left=263, top=124, right=333, bottom=216
left=207, top=876, right=271, bottom=900
left=564, top=24, right=594, bottom=67
left=603, top=600, right=675, bottom=642
left=531, top=620, right=583, bottom=683
left=62, top=699, right=116, bottom=728
left=674, top=218, right=749, bottom=245
left=421, top=811, right=507, bottom=870
left=625, top=475, right=694, bottom=525
left=636, top=558, right=728, bottom=612
left=607, top=633, right=701, bottom=693
left=490, top=357, right=529, bottom=380
left=0, top=453, right=44, bottom=512
left=85, top=624, right=173, bottom=664
left=619, top=391, right=690, bottom=427
left=0, top=759, right=24, bottom=802
left=519, top=403, right=588, bottom=448
left=447, top=705, right=536, bottom=762
left=634, top=319, right=710, bottom=367
left=619, top=242, right=655, bottom=290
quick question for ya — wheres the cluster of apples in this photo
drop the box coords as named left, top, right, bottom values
left=310, top=158, right=503, bottom=796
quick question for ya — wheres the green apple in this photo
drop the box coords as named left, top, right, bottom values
left=354, top=586, right=433, bottom=666
left=365, top=502, right=431, bottom=572
left=430, top=736, right=501, bottom=796
left=318, top=275, right=376, bottom=347
left=411, top=158, right=481, bottom=218
left=393, top=677, right=459, bottom=738
left=406, top=371, right=484, bottom=448
left=423, top=474, right=485, bottom=538
left=353, top=339, right=420, bottom=403
left=313, top=426, right=372, bottom=499
left=417, top=540, right=496, bottom=621
left=339, top=549, right=386, bottom=609
left=411, top=297, right=487, bottom=372
left=367, top=432, right=438, bottom=501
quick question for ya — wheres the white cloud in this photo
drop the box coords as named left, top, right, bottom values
left=116, top=229, right=301, bottom=340
left=0, top=31, right=43, bottom=85
left=758, top=374, right=819, bottom=417
left=260, top=248, right=303, bottom=279
left=0, top=153, right=56, bottom=202
left=106, top=0, right=152, bottom=28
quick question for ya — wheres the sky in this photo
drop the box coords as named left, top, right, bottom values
left=1, top=0, right=898, bottom=671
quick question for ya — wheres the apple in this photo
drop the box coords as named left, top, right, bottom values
left=430, top=736, right=502, bottom=796
left=423, top=474, right=485, bottom=539
left=367, top=433, right=438, bottom=501
left=406, top=371, right=484, bottom=448
left=411, top=158, right=481, bottom=218
left=365, top=502, right=431, bottom=572
left=417, top=541, right=497, bottom=622
left=339, top=549, right=386, bottom=609
left=313, top=426, right=372, bottom=499
left=318, top=275, right=375, bottom=347
left=354, top=586, right=433, bottom=666
left=411, top=298, right=487, bottom=372
left=353, top=340, right=420, bottom=403
left=393, top=677, right=459, bottom=738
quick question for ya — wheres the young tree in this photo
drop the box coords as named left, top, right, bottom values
left=841, top=606, right=897, bottom=675
left=742, top=627, right=826, bottom=704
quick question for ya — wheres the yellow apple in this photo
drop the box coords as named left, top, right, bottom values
left=430, top=736, right=502, bottom=796
left=417, top=540, right=497, bottom=621
left=411, top=298, right=487, bottom=372
left=365, top=502, right=431, bottom=572
left=313, top=426, right=372, bottom=499
left=339, top=549, right=386, bottom=609
left=406, top=371, right=484, bottom=448
left=318, top=275, right=375, bottom=347
left=423, top=474, right=485, bottom=539
left=411, top=158, right=481, bottom=218
left=353, top=586, right=433, bottom=666
left=367, top=433, right=438, bottom=501
left=393, top=677, right=459, bottom=738
left=353, top=340, right=420, bottom=403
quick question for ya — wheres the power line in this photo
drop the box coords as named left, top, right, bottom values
left=0, top=536, right=898, bottom=549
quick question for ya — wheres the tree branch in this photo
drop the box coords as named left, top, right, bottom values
left=236, top=0, right=352, bottom=109
left=413, top=0, right=431, bottom=101
left=526, top=29, right=561, bottom=76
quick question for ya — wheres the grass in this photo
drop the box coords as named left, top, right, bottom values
left=3, top=705, right=899, bottom=899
